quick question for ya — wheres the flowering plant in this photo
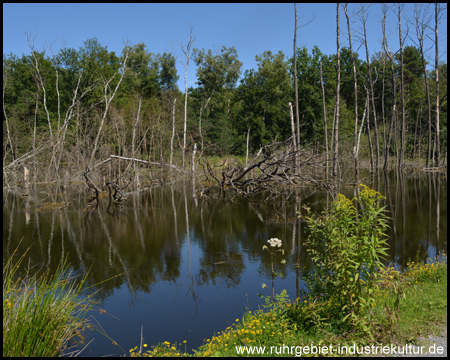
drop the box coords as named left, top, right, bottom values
left=262, top=238, right=285, bottom=301
left=266, top=238, right=282, bottom=248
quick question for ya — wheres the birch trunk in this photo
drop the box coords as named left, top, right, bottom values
left=360, top=4, right=380, bottom=170
left=319, top=63, right=328, bottom=180
left=89, top=50, right=129, bottom=168
left=397, top=4, right=406, bottom=172
left=293, top=3, right=300, bottom=157
left=132, top=94, right=143, bottom=186
left=333, top=3, right=341, bottom=177
left=434, top=3, right=440, bottom=167
left=170, top=97, right=177, bottom=166
left=343, top=4, right=359, bottom=180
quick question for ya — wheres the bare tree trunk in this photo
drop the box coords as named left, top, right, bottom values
left=333, top=3, right=341, bottom=177
left=173, top=25, right=195, bottom=170
left=343, top=4, right=359, bottom=181
left=319, top=62, right=328, bottom=180
left=33, top=88, right=39, bottom=182
left=199, top=90, right=214, bottom=152
left=170, top=97, right=177, bottom=166
left=2, top=66, right=14, bottom=162
left=397, top=4, right=406, bottom=172
left=132, top=93, right=143, bottom=186
left=55, top=68, right=61, bottom=133
left=434, top=3, right=441, bottom=167
left=365, top=86, right=374, bottom=173
left=357, top=91, right=370, bottom=159
left=191, top=143, right=197, bottom=174
left=56, top=71, right=89, bottom=173
left=294, top=3, right=300, bottom=157
left=289, top=102, right=298, bottom=172
left=27, top=33, right=57, bottom=173
left=382, top=4, right=397, bottom=171
left=360, top=4, right=380, bottom=171
left=89, top=49, right=129, bottom=168
left=412, top=4, right=433, bottom=167
left=412, top=103, right=422, bottom=163
left=245, top=127, right=250, bottom=168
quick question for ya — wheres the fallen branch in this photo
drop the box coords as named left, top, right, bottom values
left=88, top=155, right=182, bottom=173
left=200, top=139, right=332, bottom=195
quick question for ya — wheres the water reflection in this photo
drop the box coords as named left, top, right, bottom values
left=2, top=170, right=446, bottom=356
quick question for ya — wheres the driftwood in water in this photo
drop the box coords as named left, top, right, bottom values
left=83, top=169, right=101, bottom=199
left=105, top=178, right=131, bottom=203
left=200, top=139, right=332, bottom=195
left=83, top=154, right=181, bottom=201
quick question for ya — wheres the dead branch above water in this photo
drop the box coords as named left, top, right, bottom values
left=199, top=138, right=334, bottom=195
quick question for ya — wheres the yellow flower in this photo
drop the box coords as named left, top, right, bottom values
left=236, top=318, right=239, bottom=322
left=144, top=344, right=147, bottom=347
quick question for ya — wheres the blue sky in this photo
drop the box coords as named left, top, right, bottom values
left=3, top=3, right=447, bottom=90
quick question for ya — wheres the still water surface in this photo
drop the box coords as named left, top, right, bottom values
left=3, top=170, right=446, bottom=356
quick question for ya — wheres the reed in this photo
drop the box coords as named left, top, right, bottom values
left=3, top=245, right=94, bottom=357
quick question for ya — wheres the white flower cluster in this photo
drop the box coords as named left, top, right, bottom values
left=267, top=238, right=282, bottom=248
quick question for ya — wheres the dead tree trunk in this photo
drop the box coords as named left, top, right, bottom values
left=382, top=4, right=397, bottom=171
left=2, top=64, right=14, bottom=162
left=56, top=71, right=91, bottom=174
left=289, top=102, right=297, bottom=171
left=343, top=4, right=359, bottom=181
left=364, top=85, right=374, bottom=173
left=173, top=25, right=195, bottom=170
left=397, top=4, right=406, bottom=172
left=199, top=90, right=214, bottom=152
left=333, top=3, right=341, bottom=177
left=200, top=140, right=328, bottom=195
left=360, top=4, right=380, bottom=171
left=412, top=4, right=433, bottom=167
left=434, top=3, right=441, bottom=167
left=293, top=3, right=300, bottom=159
left=170, top=97, right=177, bottom=167
left=319, top=62, right=328, bottom=180
left=27, top=32, right=56, bottom=173
left=89, top=48, right=129, bottom=168
left=132, top=93, right=143, bottom=186
left=245, top=127, right=250, bottom=168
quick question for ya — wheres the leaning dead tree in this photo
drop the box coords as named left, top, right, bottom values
left=199, top=138, right=331, bottom=196
left=89, top=44, right=130, bottom=168
left=81, top=153, right=184, bottom=199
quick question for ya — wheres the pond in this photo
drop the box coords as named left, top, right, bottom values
left=2, top=170, right=447, bottom=356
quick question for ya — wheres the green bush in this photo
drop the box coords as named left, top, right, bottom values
left=293, top=184, right=390, bottom=336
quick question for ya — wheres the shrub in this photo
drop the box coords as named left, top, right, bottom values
left=295, top=184, right=390, bottom=335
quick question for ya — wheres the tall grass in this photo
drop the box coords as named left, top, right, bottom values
left=3, top=245, right=95, bottom=357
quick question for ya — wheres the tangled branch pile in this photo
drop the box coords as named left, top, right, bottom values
left=199, top=139, right=332, bottom=195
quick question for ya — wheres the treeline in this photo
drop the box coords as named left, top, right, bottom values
left=2, top=5, right=447, bottom=181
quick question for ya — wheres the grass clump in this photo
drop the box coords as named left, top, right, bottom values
left=3, top=246, right=95, bottom=357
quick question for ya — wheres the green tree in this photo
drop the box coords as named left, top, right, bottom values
left=233, top=50, right=291, bottom=153
left=191, top=46, right=242, bottom=154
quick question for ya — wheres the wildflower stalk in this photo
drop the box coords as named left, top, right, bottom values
left=262, top=238, right=285, bottom=302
